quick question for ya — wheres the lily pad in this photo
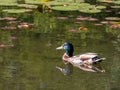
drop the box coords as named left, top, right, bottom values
left=0, top=0, right=17, bottom=6
left=86, top=17, right=98, bottom=21
left=0, top=0, right=17, bottom=4
left=48, top=1, right=70, bottom=6
left=98, top=0, right=114, bottom=3
left=25, top=0, right=45, bottom=4
left=79, top=8, right=101, bottom=13
left=96, top=5, right=106, bottom=9
left=2, top=9, right=32, bottom=13
left=98, top=0, right=120, bottom=5
left=17, top=4, right=37, bottom=9
left=105, top=17, right=120, bottom=21
left=56, top=0, right=84, bottom=3
left=101, top=21, right=111, bottom=24
left=51, top=5, right=78, bottom=11
left=2, top=26, right=17, bottom=30
left=111, top=6, right=120, bottom=9
left=78, top=5, right=104, bottom=13
left=56, top=16, right=68, bottom=20
left=0, top=3, right=18, bottom=6
left=78, top=3, right=91, bottom=7
left=69, top=2, right=89, bottom=6
left=113, top=1, right=120, bottom=4
left=94, top=23, right=103, bottom=26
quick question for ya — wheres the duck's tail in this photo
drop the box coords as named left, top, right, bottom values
left=92, top=56, right=106, bottom=63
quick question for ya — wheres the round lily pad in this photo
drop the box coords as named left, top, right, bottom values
left=2, top=9, right=32, bottom=13
left=100, top=21, right=111, bottom=24
left=48, top=1, right=70, bottom=6
left=79, top=8, right=101, bottom=13
left=25, top=0, right=45, bottom=4
left=111, top=6, right=120, bottom=9
left=69, top=2, right=88, bottom=6
left=98, top=0, right=113, bottom=3
left=96, top=5, right=106, bottom=9
left=78, top=4, right=105, bottom=13
left=51, top=5, right=78, bottom=11
left=0, top=0, right=17, bottom=6
left=17, top=4, right=37, bottom=9
left=0, top=3, right=18, bottom=6
left=113, top=1, right=120, bottom=4
left=105, top=17, right=120, bottom=21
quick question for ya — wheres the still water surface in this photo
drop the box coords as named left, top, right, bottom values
left=0, top=12, right=120, bottom=90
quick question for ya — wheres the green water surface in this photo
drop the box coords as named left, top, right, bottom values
left=0, top=7, right=120, bottom=90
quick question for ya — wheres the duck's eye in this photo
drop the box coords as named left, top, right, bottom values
left=63, top=45, right=68, bottom=49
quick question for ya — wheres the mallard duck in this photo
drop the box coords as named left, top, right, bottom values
left=56, top=42, right=105, bottom=72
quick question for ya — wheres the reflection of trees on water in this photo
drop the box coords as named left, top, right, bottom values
left=111, top=34, right=120, bottom=89
left=112, top=34, right=120, bottom=52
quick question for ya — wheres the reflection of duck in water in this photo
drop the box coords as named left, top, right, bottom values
left=56, top=63, right=73, bottom=75
left=56, top=42, right=105, bottom=73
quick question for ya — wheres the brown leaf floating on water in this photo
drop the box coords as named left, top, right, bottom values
left=0, top=44, right=14, bottom=48
left=2, top=26, right=17, bottom=30
left=79, top=27, right=88, bottom=31
left=18, top=22, right=34, bottom=29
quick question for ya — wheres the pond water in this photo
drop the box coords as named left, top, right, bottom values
left=0, top=10, right=120, bottom=90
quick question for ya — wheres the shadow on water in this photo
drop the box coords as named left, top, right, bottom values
left=111, top=88, right=120, bottom=90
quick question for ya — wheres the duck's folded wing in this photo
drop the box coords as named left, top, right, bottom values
left=69, top=53, right=98, bottom=60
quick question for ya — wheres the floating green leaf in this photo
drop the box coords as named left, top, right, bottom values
left=78, top=5, right=102, bottom=13
left=48, top=1, right=70, bottom=6
left=78, top=3, right=91, bottom=7
left=51, top=5, right=78, bottom=11
left=25, top=0, right=45, bottom=4
left=111, top=6, right=120, bottom=9
left=98, top=0, right=120, bottom=5
left=96, top=5, right=106, bottom=9
left=17, top=4, right=37, bottom=9
left=0, top=3, right=18, bottom=6
left=0, top=0, right=17, bottom=6
left=70, top=2, right=90, bottom=6
left=79, top=9, right=101, bottom=13
left=0, top=0, right=17, bottom=3
left=2, top=9, right=32, bottom=13
left=56, top=0, right=84, bottom=3
left=105, top=17, right=120, bottom=21
left=98, top=0, right=113, bottom=3
left=113, top=1, right=120, bottom=5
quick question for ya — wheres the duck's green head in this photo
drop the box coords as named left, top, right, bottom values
left=56, top=42, right=74, bottom=57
